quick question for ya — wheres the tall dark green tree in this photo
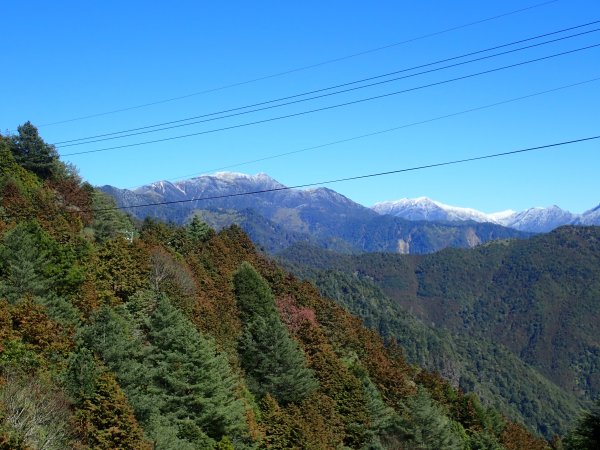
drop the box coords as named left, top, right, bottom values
left=88, top=190, right=136, bottom=243
left=238, top=314, right=318, bottom=405
left=400, top=389, right=464, bottom=450
left=145, top=295, right=247, bottom=444
left=79, top=305, right=154, bottom=421
left=0, top=222, right=52, bottom=302
left=564, top=400, right=600, bottom=450
left=187, top=216, right=214, bottom=244
left=9, top=122, right=59, bottom=179
left=233, top=262, right=317, bottom=404
left=233, top=262, right=278, bottom=322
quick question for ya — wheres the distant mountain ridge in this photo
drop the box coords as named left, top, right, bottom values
left=102, top=172, right=528, bottom=254
left=373, top=197, right=600, bottom=232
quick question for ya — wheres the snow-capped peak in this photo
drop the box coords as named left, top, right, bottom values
left=372, top=197, right=496, bottom=223
left=212, top=171, right=272, bottom=182
left=488, top=210, right=517, bottom=222
left=371, top=197, right=594, bottom=232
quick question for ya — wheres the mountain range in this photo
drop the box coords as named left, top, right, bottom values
left=373, top=197, right=600, bottom=232
left=102, top=172, right=529, bottom=254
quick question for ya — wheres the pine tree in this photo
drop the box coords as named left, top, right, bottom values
left=233, top=262, right=278, bottom=322
left=564, top=400, right=600, bottom=450
left=8, top=122, right=59, bottom=180
left=145, top=295, right=247, bottom=442
left=88, top=190, right=136, bottom=243
left=80, top=305, right=154, bottom=421
left=187, top=215, right=213, bottom=244
left=233, top=262, right=318, bottom=405
left=239, top=314, right=318, bottom=405
left=401, top=388, right=464, bottom=450
left=63, top=347, right=102, bottom=402
left=0, top=222, right=52, bottom=302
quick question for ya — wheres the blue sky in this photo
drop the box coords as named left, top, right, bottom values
left=2, top=0, right=599, bottom=213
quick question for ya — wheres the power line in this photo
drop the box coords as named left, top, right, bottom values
left=36, top=0, right=560, bottom=129
left=91, top=135, right=600, bottom=213
left=127, top=77, right=600, bottom=188
left=61, top=43, right=600, bottom=157
left=55, top=20, right=600, bottom=147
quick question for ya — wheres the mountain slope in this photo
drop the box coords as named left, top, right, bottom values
left=278, top=254, right=582, bottom=438
left=578, top=203, right=600, bottom=225
left=279, top=227, right=600, bottom=438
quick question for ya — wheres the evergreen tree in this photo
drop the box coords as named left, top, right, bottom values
left=233, top=262, right=318, bottom=405
left=0, top=222, right=52, bottom=302
left=239, top=314, right=318, bottom=405
left=8, top=122, right=59, bottom=179
left=401, top=389, right=464, bottom=450
left=75, top=372, right=151, bottom=450
left=187, top=215, right=214, bottom=244
left=564, top=400, right=600, bottom=450
left=63, top=347, right=102, bottom=403
left=233, top=262, right=278, bottom=322
left=144, top=415, right=206, bottom=450
left=88, top=190, right=136, bottom=243
left=145, top=295, right=247, bottom=442
left=79, top=305, right=154, bottom=421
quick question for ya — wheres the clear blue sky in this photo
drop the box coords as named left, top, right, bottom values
left=2, top=0, right=599, bottom=213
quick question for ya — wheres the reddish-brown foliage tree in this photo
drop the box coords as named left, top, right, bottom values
left=10, top=299, right=72, bottom=355
left=276, top=295, right=318, bottom=335
left=74, top=372, right=151, bottom=450
left=260, top=393, right=343, bottom=450
left=500, top=421, right=550, bottom=450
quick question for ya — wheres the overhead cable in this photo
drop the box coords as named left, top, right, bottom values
left=89, top=135, right=600, bottom=212
left=54, top=21, right=600, bottom=147
left=37, top=0, right=560, bottom=128
left=128, top=76, right=600, bottom=188
left=61, top=43, right=600, bottom=157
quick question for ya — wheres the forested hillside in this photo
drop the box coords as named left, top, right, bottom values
left=278, top=228, right=600, bottom=440
left=0, top=125, right=566, bottom=448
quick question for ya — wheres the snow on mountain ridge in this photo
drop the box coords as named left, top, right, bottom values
left=488, top=210, right=517, bottom=222
left=371, top=197, right=598, bottom=232
left=212, top=171, right=274, bottom=182
left=373, top=197, right=497, bottom=223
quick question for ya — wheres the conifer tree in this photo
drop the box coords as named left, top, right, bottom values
left=79, top=305, right=154, bottom=421
left=89, top=190, right=136, bottom=243
left=63, top=347, right=102, bottom=402
left=0, top=222, right=52, bottom=302
left=187, top=215, right=214, bottom=244
left=9, top=122, right=59, bottom=179
left=233, top=262, right=318, bottom=405
left=564, top=400, right=600, bottom=450
left=145, top=295, right=247, bottom=442
left=233, top=262, right=278, bottom=321
left=239, top=314, right=318, bottom=404
left=401, top=389, right=464, bottom=450
left=75, top=372, right=151, bottom=450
